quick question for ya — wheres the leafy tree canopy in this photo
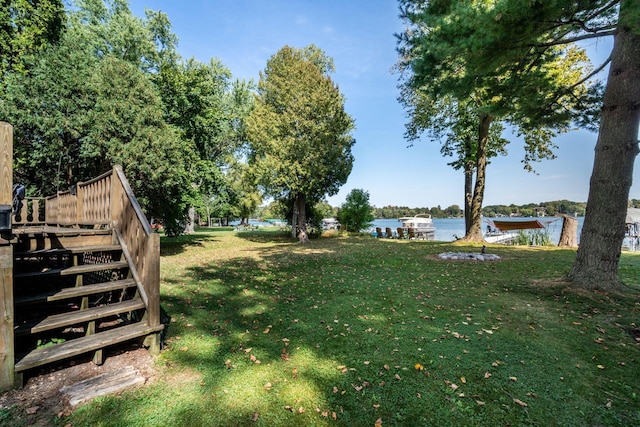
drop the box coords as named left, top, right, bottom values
left=338, top=189, right=375, bottom=232
left=247, top=45, right=355, bottom=235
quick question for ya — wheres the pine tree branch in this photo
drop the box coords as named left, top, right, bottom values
left=535, top=30, right=616, bottom=47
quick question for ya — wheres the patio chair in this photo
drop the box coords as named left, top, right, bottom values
left=397, top=227, right=406, bottom=239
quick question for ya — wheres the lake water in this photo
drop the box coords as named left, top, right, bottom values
left=371, top=217, right=585, bottom=244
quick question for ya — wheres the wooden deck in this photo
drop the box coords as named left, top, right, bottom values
left=1, top=122, right=162, bottom=391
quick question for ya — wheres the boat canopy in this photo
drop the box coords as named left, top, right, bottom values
left=489, top=219, right=546, bottom=231
left=626, top=208, right=640, bottom=225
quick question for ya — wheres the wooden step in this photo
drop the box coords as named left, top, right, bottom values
left=15, top=245, right=122, bottom=257
left=15, top=299, right=146, bottom=336
left=13, top=226, right=112, bottom=236
left=15, top=322, right=164, bottom=372
left=14, top=260, right=128, bottom=279
left=14, top=278, right=137, bottom=305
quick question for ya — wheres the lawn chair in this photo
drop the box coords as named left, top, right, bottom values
left=375, top=227, right=383, bottom=238
left=385, top=227, right=395, bottom=238
left=397, top=227, right=406, bottom=239
left=408, top=228, right=416, bottom=239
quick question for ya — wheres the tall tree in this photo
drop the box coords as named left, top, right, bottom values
left=397, top=0, right=596, bottom=241
left=154, top=58, right=254, bottom=232
left=247, top=45, right=355, bottom=238
left=403, top=0, right=639, bottom=290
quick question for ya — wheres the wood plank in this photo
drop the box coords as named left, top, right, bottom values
left=0, top=122, right=13, bottom=391
left=61, top=366, right=145, bottom=406
left=15, top=322, right=164, bottom=372
left=15, top=299, right=146, bottom=336
left=61, top=261, right=128, bottom=275
left=15, top=245, right=121, bottom=257
left=14, top=260, right=128, bottom=279
left=0, top=246, right=13, bottom=391
left=14, top=278, right=136, bottom=305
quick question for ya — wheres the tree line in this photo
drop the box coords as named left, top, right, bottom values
left=372, top=199, right=592, bottom=219
left=0, top=0, right=354, bottom=238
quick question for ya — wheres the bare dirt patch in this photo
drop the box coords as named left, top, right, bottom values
left=0, top=344, right=156, bottom=426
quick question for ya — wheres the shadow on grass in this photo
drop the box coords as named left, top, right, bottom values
left=71, top=232, right=640, bottom=427
left=159, top=229, right=221, bottom=256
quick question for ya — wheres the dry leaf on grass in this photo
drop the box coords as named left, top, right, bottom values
left=513, top=398, right=528, bottom=407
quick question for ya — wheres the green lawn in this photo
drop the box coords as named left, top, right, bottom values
left=69, top=228, right=640, bottom=426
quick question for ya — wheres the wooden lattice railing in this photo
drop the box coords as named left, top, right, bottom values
left=13, top=166, right=160, bottom=330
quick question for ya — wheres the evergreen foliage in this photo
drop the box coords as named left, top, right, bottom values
left=247, top=45, right=355, bottom=236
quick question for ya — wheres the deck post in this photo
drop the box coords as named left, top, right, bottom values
left=0, top=122, right=14, bottom=390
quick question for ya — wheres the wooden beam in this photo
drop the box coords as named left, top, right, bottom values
left=0, top=122, right=14, bottom=391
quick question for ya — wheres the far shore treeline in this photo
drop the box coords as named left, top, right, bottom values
left=370, top=199, right=592, bottom=219
left=372, top=198, right=640, bottom=219
left=255, top=198, right=640, bottom=222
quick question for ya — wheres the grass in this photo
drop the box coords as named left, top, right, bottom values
left=66, top=227, right=639, bottom=426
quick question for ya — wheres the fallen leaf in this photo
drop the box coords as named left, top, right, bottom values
left=179, top=346, right=188, bottom=352
left=383, top=364, right=390, bottom=370
left=297, top=407, right=305, bottom=414
left=414, top=363, right=424, bottom=371
left=509, top=376, right=518, bottom=382
left=375, top=417, right=383, bottom=427
left=476, top=400, right=485, bottom=406
left=333, top=386, right=339, bottom=394
left=373, top=404, right=380, bottom=408
left=484, top=372, right=492, bottom=379
left=26, top=406, right=39, bottom=415
left=513, top=398, right=528, bottom=407
left=597, top=365, right=605, bottom=370
left=606, top=399, right=612, bottom=409
left=263, top=327, right=271, bottom=334
left=460, top=377, right=466, bottom=384
left=395, top=374, right=402, bottom=380
left=251, top=412, right=259, bottom=422
left=264, top=382, right=272, bottom=390
left=244, top=347, right=253, bottom=353
left=284, top=406, right=293, bottom=412
left=450, top=383, right=459, bottom=391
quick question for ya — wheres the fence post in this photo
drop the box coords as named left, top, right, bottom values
left=0, top=122, right=15, bottom=390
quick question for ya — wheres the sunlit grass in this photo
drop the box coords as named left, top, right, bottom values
left=66, top=228, right=640, bottom=427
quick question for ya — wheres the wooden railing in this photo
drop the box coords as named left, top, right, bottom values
left=13, top=166, right=160, bottom=330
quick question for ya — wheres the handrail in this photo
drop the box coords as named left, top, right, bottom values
left=16, top=166, right=160, bottom=330
left=113, top=226, right=149, bottom=307
left=110, top=165, right=160, bottom=329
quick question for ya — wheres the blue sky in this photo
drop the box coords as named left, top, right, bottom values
left=129, top=0, right=638, bottom=209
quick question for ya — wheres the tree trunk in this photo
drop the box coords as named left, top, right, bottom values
left=464, top=137, right=474, bottom=234
left=291, top=194, right=298, bottom=238
left=184, top=205, right=195, bottom=234
left=462, top=114, right=491, bottom=242
left=558, top=215, right=578, bottom=248
left=569, top=4, right=640, bottom=290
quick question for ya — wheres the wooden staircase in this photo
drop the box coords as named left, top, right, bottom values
left=1, top=123, right=162, bottom=390
left=11, top=225, right=163, bottom=385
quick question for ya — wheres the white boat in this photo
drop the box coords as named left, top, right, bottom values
left=321, top=218, right=340, bottom=230
left=399, top=214, right=436, bottom=237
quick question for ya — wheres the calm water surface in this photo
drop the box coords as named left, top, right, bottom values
left=371, top=217, right=585, bottom=244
